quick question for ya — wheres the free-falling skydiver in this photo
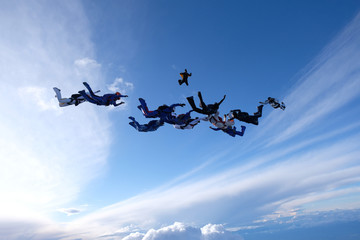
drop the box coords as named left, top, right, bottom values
left=186, top=91, right=226, bottom=115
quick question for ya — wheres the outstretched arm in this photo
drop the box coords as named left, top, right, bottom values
left=113, top=101, right=125, bottom=106
left=209, top=127, right=222, bottom=131
left=169, top=103, right=185, bottom=110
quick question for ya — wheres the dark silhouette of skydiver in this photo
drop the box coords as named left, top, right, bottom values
left=229, top=105, right=263, bottom=125
left=210, top=125, right=246, bottom=137
left=78, top=82, right=128, bottom=106
left=260, top=97, right=285, bottom=110
left=186, top=91, right=226, bottom=115
left=178, top=69, right=192, bottom=86
left=128, top=117, right=164, bottom=132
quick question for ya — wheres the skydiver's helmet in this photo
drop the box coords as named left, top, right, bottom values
left=116, top=92, right=121, bottom=99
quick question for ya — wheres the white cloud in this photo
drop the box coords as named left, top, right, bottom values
left=74, top=57, right=101, bottom=68
left=1, top=2, right=360, bottom=240
left=18, top=86, right=59, bottom=111
left=251, top=12, right=360, bottom=147
left=107, top=77, right=134, bottom=94
left=119, top=222, right=242, bottom=240
left=0, top=0, right=110, bottom=223
left=58, top=208, right=82, bottom=216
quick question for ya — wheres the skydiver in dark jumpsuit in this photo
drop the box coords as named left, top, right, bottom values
left=78, top=82, right=128, bottom=106
left=128, top=117, right=164, bottom=132
left=260, top=97, right=286, bottom=110
left=178, top=69, right=192, bottom=86
left=186, top=91, right=226, bottom=115
left=137, top=98, right=185, bottom=118
left=229, top=105, right=264, bottom=125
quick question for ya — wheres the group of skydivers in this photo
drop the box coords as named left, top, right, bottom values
left=53, top=69, right=285, bottom=137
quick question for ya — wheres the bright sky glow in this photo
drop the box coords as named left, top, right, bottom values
left=1, top=1, right=360, bottom=239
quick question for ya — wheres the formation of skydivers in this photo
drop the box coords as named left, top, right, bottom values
left=54, top=69, right=285, bottom=137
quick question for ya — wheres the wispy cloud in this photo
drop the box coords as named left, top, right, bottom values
left=58, top=208, right=82, bottom=216
left=74, top=58, right=101, bottom=68
left=0, top=0, right=110, bottom=224
left=251, top=13, right=360, bottom=147
left=107, top=77, right=134, bottom=94
left=1, top=2, right=360, bottom=240
left=55, top=11, right=360, bottom=239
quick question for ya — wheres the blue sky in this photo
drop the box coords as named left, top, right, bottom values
left=1, top=0, right=360, bottom=239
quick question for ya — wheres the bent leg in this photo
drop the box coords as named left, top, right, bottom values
left=129, top=121, right=142, bottom=131
left=138, top=98, right=158, bottom=117
left=187, top=96, right=202, bottom=113
left=82, top=82, right=96, bottom=96
left=254, top=105, right=263, bottom=117
left=53, top=87, right=62, bottom=100
left=236, top=126, right=246, bottom=136
left=79, top=90, right=99, bottom=104
left=197, top=91, right=206, bottom=108
left=53, top=87, right=73, bottom=106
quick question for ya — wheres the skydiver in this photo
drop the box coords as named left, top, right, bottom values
left=210, top=125, right=246, bottom=137
left=78, top=82, right=128, bottom=106
left=166, top=110, right=194, bottom=126
left=53, top=87, right=85, bottom=107
left=260, top=97, right=286, bottom=110
left=186, top=91, right=226, bottom=115
left=54, top=87, right=101, bottom=107
left=206, top=111, right=235, bottom=129
left=128, top=117, right=164, bottom=132
left=229, top=105, right=263, bottom=125
left=178, top=69, right=192, bottom=86
left=137, top=98, right=185, bottom=118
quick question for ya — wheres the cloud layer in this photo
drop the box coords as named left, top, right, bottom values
left=59, top=11, right=360, bottom=239
left=0, top=1, right=111, bottom=218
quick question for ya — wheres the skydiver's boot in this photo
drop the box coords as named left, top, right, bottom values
left=186, top=96, right=197, bottom=110
left=255, top=105, right=263, bottom=117
left=53, top=87, right=62, bottom=100
left=178, top=79, right=183, bottom=85
left=281, top=102, right=286, bottom=110
left=197, top=91, right=205, bottom=108
left=240, top=126, right=246, bottom=136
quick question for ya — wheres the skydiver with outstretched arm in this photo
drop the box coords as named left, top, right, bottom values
left=178, top=69, right=192, bottom=86
left=260, top=97, right=286, bottom=110
left=186, top=91, right=226, bottom=115
left=78, top=82, right=128, bottom=106
left=229, top=105, right=263, bottom=125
